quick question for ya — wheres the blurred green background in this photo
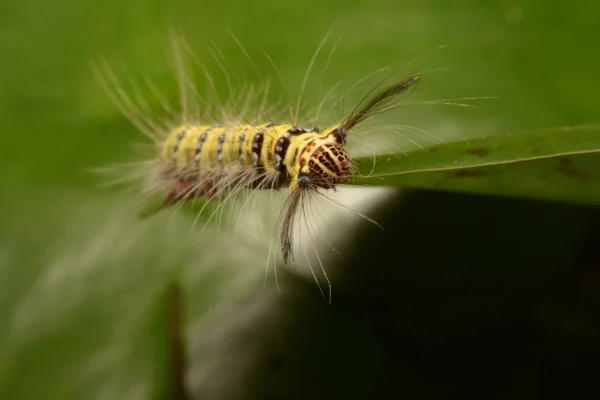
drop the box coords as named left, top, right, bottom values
left=1, top=0, right=599, bottom=399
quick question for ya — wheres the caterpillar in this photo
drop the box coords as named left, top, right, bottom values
left=159, top=75, right=419, bottom=264
left=94, top=31, right=430, bottom=299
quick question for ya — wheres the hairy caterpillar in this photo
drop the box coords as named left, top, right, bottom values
left=95, top=31, right=434, bottom=299
left=159, top=75, right=418, bottom=263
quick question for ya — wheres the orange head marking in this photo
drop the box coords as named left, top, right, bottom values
left=299, top=127, right=352, bottom=189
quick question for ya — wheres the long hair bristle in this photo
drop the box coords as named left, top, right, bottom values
left=342, top=75, right=420, bottom=131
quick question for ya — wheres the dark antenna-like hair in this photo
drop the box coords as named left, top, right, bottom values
left=342, top=75, right=420, bottom=131
left=280, top=186, right=303, bottom=263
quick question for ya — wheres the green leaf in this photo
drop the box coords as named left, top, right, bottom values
left=350, top=125, right=600, bottom=206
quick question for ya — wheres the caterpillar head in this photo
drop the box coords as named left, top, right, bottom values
left=296, top=75, right=422, bottom=191
left=282, top=75, right=421, bottom=264
left=298, top=127, right=352, bottom=189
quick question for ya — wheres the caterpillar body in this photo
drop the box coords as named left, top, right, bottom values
left=95, top=32, right=426, bottom=298
left=159, top=76, right=419, bottom=263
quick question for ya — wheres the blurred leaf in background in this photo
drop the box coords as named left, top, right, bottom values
left=1, top=0, right=599, bottom=398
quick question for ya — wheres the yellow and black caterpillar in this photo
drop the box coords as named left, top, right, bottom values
left=95, top=32, right=422, bottom=275
left=159, top=76, right=419, bottom=263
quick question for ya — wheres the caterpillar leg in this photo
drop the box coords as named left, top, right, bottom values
left=163, top=180, right=194, bottom=205
left=163, top=179, right=216, bottom=206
